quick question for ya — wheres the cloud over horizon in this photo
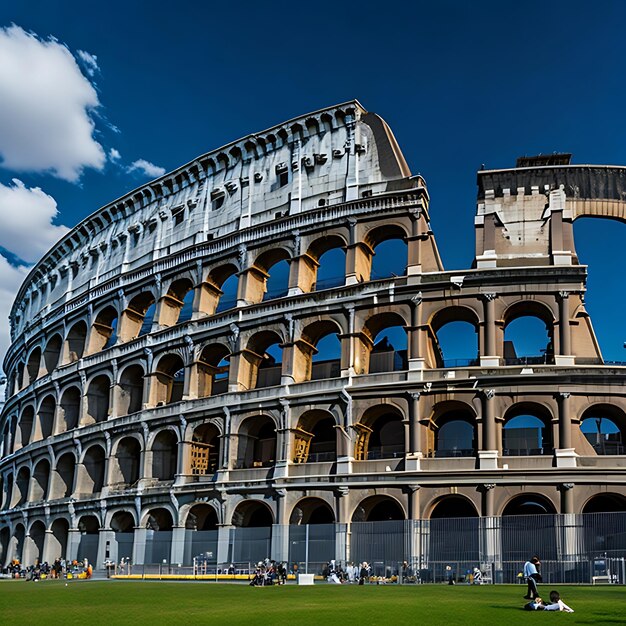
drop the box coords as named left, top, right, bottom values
left=127, top=158, right=166, bottom=178
left=0, top=25, right=106, bottom=182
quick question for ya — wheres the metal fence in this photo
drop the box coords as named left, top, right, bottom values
left=117, top=512, right=626, bottom=584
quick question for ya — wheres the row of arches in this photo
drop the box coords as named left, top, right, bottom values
left=3, top=492, right=625, bottom=567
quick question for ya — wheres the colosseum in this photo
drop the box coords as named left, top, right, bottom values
left=1, top=101, right=625, bottom=580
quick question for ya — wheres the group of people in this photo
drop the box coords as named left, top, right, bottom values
left=5, top=557, right=93, bottom=581
left=523, top=556, right=574, bottom=613
left=249, top=559, right=288, bottom=586
left=325, top=560, right=376, bottom=584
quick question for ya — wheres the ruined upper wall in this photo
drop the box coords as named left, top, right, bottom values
left=10, top=101, right=415, bottom=337
left=475, top=163, right=626, bottom=268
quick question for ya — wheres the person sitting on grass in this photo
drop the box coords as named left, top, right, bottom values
left=544, top=590, right=574, bottom=613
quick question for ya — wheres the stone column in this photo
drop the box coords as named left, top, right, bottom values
left=407, top=293, right=426, bottom=377
left=67, top=528, right=81, bottom=563
left=555, top=392, right=577, bottom=467
left=481, top=293, right=499, bottom=366
left=335, top=487, right=350, bottom=563
left=97, top=529, right=116, bottom=568
left=132, top=527, right=148, bottom=566
left=557, top=291, right=573, bottom=364
left=479, top=390, right=498, bottom=469
left=271, top=489, right=289, bottom=562
left=406, top=212, right=423, bottom=276
left=170, top=526, right=186, bottom=566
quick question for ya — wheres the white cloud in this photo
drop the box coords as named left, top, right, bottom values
left=0, top=25, right=106, bottom=182
left=0, top=179, right=69, bottom=264
left=127, top=159, right=166, bottom=178
left=109, top=148, right=121, bottom=162
left=77, top=49, right=99, bottom=76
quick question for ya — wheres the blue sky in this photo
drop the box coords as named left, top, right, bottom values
left=0, top=0, right=625, bottom=376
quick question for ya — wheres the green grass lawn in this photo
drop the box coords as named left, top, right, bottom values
left=0, top=581, right=624, bottom=625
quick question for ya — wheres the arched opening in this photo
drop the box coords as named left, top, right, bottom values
left=25, top=521, right=45, bottom=565
left=501, top=494, right=557, bottom=561
left=230, top=501, right=273, bottom=563
left=190, top=423, right=220, bottom=476
left=215, top=272, right=239, bottom=313
left=84, top=375, right=110, bottom=425
left=78, top=445, right=106, bottom=495
left=430, top=307, right=480, bottom=368
left=89, top=306, right=119, bottom=352
left=236, top=416, right=277, bottom=469
left=368, top=226, right=407, bottom=280
left=112, top=437, right=141, bottom=487
left=245, top=331, right=283, bottom=389
left=288, top=497, right=336, bottom=565
left=354, top=407, right=405, bottom=461
left=583, top=493, right=626, bottom=514
left=431, top=405, right=477, bottom=458
left=43, top=334, right=62, bottom=373
left=118, top=365, right=144, bottom=416
left=197, top=344, right=230, bottom=397
left=122, top=292, right=156, bottom=340
left=17, top=406, right=34, bottom=449
left=33, top=395, right=55, bottom=441
left=110, top=511, right=135, bottom=562
left=352, top=496, right=405, bottom=522
left=580, top=405, right=625, bottom=455
left=144, top=508, right=174, bottom=564
left=49, top=518, right=69, bottom=561
left=25, top=347, right=42, bottom=385
left=30, top=459, right=50, bottom=502
left=296, top=320, right=342, bottom=383
left=256, top=249, right=291, bottom=302
left=429, top=496, right=480, bottom=565
left=503, top=303, right=554, bottom=365
left=160, top=278, right=195, bottom=327
left=306, top=236, right=346, bottom=292
left=13, top=467, right=30, bottom=507
left=57, top=386, right=80, bottom=433
left=151, top=430, right=178, bottom=481
left=294, top=411, right=337, bottom=464
left=184, top=503, right=218, bottom=565
left=154, top=354, right=186, bottom=405
left=0, top=526, right=9, bottom=568
left=3, top=474, right=14, bottom=511
left=582, top=494, right=626, bottom=557
left=503, top=404, right=553, bottom=456
left=77, top=515, right=100, bottom=566
left=51, top=453, right=76, bottom=499
left=362, top=313, right=408, bottom=374
left=64, top=321, right=87, bottom=364
left=9, top=524, right=25, bottom=565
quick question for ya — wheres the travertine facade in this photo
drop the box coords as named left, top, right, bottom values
left=0, top=102, right=624, bottom=568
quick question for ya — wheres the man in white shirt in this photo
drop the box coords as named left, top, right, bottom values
left=523, top=555, right=541, bottom=599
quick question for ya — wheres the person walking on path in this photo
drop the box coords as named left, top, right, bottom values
left=523, top=556, right=541, bottom=599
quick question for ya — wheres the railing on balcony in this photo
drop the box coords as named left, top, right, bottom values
left=504, top=355, right=553, bottom=366
left=312, top=276, right=345, bottom=291
left=305, top=451, right=337, bottom=463
left=502, top=446, right=552, bottom=456
left=255, top=365, right=282, bottom=388
left=365, top=444, right=405, bottom=460
left=311, top=359, right=341, bottom=381
left=433, top=448, right=476, bottom=458
left=369, top=349, right=407, bottom=374
left=442, top=358, right=480, bottom=368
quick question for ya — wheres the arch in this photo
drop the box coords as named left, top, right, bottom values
left=144, top=507, right=174, bottom=531
left=33, top=394, right=55, bottom=441
left=352, top=495, right=405, bottom=522
left=49, top=518, right=70, bottom=561
left=153, top=353, right=186, bottom=405
left=429, top=306, right=480, bottom=368
left=30, top=458, right=50, bottom=503
left=582, top=493, right=626, bottom=513
left=502, top=402, right=554, bottom=456
left=25, top=347, right=42, bottom=385
left=64, top=320, right=87, bottom=363
left=503, top=301, right=555, bottom=365
left=579, top=404, right=626, bottom=455
left=296, top=320, right=342, bottom=383
left=294, top=410, right=337, bottom=463
left=151, top=429, right=178, bottom=481
left=289, top=497, right=335, bottom=525
left=77, top=515, right=100, bottom=566
left=304, top=235, right=347, bottom=292
left=110, top=510, right=136, bottom=532
left=110, top=510, right=135, bottom=562
left=144, top=507, right=174, bottom=564
left=77, top=445, right=106, bottom=495
left=244, top=330, right=283, bottom=389
left=13, top=466, right=30, bottom=507
left=24, top=520, right=46, bottom=565
left=429, top=495, right=479, bottom=518
left=190, top=423, right=221, bottom=476
left=361, top=312, right=408, bottom=374
left=84, top=375, right=111, bottom=425
left=89, top=305, right=119, bottom=353
left=161, top=277, right=195, bottom=326
left=118, top=364, right=144, bottom=416
left=502, top=494, right=557, bottom=516
left=111, top=437, right=142, bottom=487
left=212, top=265, right=239, bottom=313
left=231, top=500, right=274, bottom=527
left=121, top=291, right=156, bottom=340
left=185, top=503, right=219, bottom=531
left=430, top=402, right=477, bottom=458
left=0, top=526, right=9, bottom=567
left=354, top=405, right=405, bottom=461
left=367, top=224, right=408, bottom=280
left=43, top=334, right=62, bottom=373
left=57, top=386, right=80, bottom=433
left=51, top=453, right=76, bottom=499
left=197, top=343, right=230, bottom=397
left=236, top=415, right=277, bottom=469
left=17, top=405, right=34, bottom=449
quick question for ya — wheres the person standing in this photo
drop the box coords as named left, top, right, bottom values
left=523, top=556, right=541, bottom=599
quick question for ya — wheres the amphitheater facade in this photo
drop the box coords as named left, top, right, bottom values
left=1, top=101, right=625, bottom=572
